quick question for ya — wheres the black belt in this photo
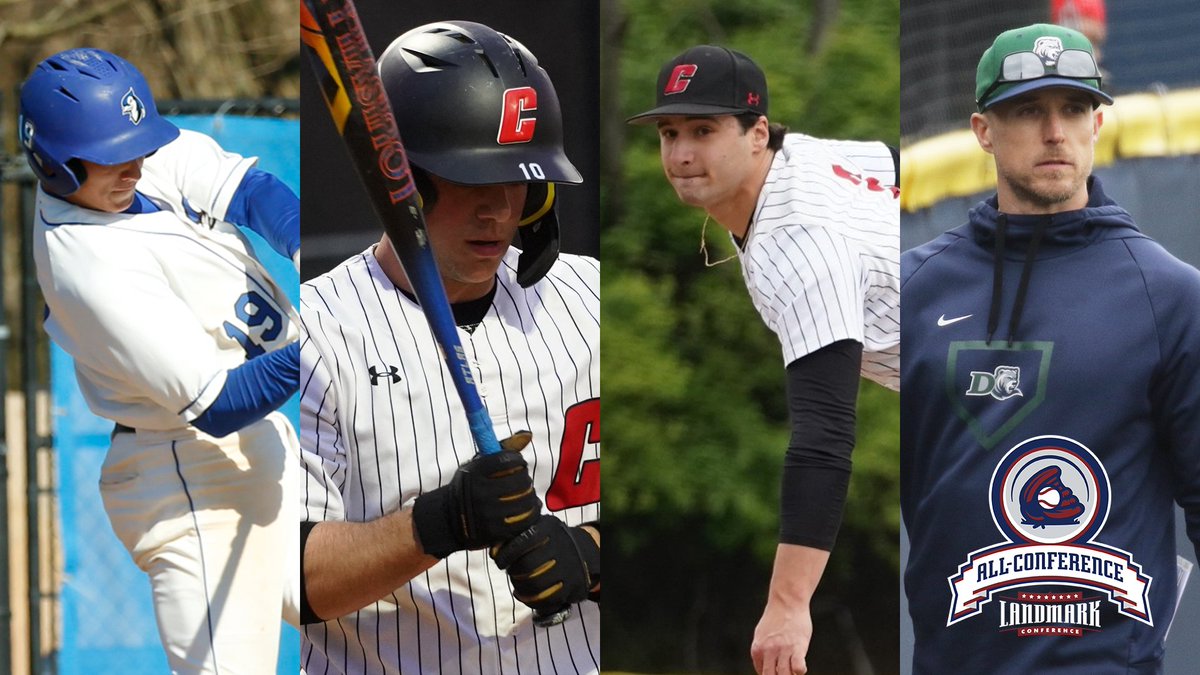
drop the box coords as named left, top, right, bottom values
left=112, top=422, right=136, bottom=435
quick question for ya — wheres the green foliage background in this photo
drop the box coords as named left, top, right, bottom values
left=601, top=0, right=900, bottom=672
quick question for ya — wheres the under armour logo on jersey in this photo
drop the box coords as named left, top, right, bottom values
left=663, top=64, right=697, bottom=94
left=498, top=87, right=537, bottom=145
left=121, top=87, right=146, bottom=125
left=965, top=365, right=1023, bottom=400
left=368, top=365, right=401, bottom=385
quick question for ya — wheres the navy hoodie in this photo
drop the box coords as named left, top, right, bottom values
left=901, top=177, right=1200, bottom=674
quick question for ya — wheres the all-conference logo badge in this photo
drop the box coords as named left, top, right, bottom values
left=947, top=435, right=1153, bottom=636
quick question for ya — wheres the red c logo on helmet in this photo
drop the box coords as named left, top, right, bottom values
left=664, top=64, right=698, bottom=95
left=498, top=87, right=538, bottom=145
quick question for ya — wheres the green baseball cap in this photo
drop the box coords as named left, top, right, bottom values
left=975, top=23, right=1113, bottom=111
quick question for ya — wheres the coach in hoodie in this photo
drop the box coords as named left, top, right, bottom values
left=901, top=23, right=1200, bottom=674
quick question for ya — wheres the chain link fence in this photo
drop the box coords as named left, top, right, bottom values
left=2, top=98, right=299, bottom=675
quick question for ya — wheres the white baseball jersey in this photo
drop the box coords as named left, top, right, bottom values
left=738, top=132, right=900, bottom=390
left=32, top=127, right=300, bottom=673
left=299, top=247, right=600, bottom=674
left=33, top=128, right=299, bottom=429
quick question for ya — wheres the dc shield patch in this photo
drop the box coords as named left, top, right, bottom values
left=946, top=341, right=1051, bottom=450
left=947, top=435, right=1153, bottom=631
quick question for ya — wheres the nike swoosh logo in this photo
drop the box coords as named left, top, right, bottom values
left=938, top=313, right=973, bottom=327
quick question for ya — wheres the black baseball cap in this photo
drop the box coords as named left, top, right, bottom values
left=627, top=45, right=768, bottom=124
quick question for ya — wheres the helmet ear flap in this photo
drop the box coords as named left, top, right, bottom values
left=65, top=159, right=88, bottom=187
left=520, top=183, right=555, bottom=225
left=516, top=183, right=560, bottom=288
left=411, top=166, right=436, bottom=213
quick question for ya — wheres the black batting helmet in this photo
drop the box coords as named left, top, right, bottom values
left=378, top=21, right=581, bottom=287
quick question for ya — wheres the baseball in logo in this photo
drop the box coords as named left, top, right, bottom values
left=1019, top=466, right=1083, bottom=529
left=947, top=435, right=1153, bottom=630
left=992, top=438, right=1103, bottom=545
left=663, top=64, right=697, bottom=95
left=121, top=87, right=146, bottom=125
left=497, top=86, right=538, bottom=145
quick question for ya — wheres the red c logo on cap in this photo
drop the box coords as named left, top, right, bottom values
left=664, top=64, right=698, bottom=95
left=498, top=87, right=538, bottom=145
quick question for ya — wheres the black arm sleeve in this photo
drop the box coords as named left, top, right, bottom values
left=888, top=144, right=900, bottom=186
left=300, top=520, right=322, bottom=625
left=779, top=339, right=863, bottom=550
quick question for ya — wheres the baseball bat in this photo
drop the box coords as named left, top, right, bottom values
left=300, top=0, right=571, bottom=628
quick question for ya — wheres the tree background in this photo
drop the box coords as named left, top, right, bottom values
left=600, top=0, right=900, bottom=672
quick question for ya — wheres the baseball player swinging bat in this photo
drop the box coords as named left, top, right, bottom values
left=299, top=0, right=571, bottom=628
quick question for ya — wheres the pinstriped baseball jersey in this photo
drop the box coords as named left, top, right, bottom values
left=299, top=246, right=600, bottom=674
left=738, top=133, right=900, bottom=390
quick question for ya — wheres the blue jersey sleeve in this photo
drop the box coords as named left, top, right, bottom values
left=192, top=341, right=299, bottom=437
left=225, top=168, right=300, bottom=259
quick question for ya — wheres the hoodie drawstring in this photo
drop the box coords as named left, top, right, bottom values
left=986, top=214, right=1007, bottom=345
left=986, top=213, right=1049, bottom=346
left=1007, top=216, right=1048, bottom=345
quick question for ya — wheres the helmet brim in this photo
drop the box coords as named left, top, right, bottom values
left=411, top=146, right=583, bottom=185
left=72, top=115, right=180, bottom=166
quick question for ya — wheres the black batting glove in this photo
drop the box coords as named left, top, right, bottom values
left=491, top=515, right=600, bottom=615
left=412, top=432, right=542, bottom=559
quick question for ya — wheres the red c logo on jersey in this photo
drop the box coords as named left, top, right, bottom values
left=833, top=163, right=901, bottom=199
left=498, top=87, right=538, bottom=145
left=547, top=398, right=600, bottom=511
left=663, top=64, right=698, bottom=95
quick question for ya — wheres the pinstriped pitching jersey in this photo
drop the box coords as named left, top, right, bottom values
left=299, top=246, right=600, bottom=674
left=739, top=133, right=900, bottom=390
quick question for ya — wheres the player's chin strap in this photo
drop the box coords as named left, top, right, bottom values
left=700, top=214, right=737, bottom=267
left=516, top=183, right=561, bottom=288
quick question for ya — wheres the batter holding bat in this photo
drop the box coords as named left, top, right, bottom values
left=298, top=16, right=600, bottom=674
left=628, top=45, right=899, bottom=675
left=20, top=48, right=300, bottom=672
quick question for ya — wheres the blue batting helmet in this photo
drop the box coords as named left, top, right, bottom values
left=18, top=48, right=179, bottom=195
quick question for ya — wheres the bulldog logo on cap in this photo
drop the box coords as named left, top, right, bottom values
left=1033, top=36, right=1063, bottom=66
